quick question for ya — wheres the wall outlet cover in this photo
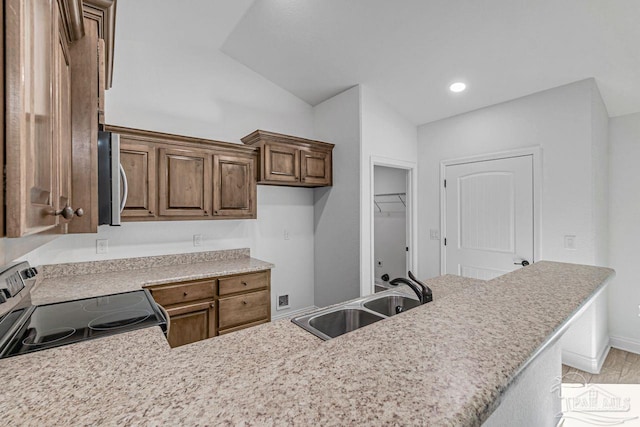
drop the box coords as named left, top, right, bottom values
left=277, top=294, right=290, bottom=310
left=96, top=239, right=108, bottom=254
left=193, top=234, right=203, bottom=247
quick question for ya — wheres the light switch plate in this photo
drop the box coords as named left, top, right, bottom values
left=193, top=234, right=203, bottom=247
left=564, top=235, right=576, bottom=250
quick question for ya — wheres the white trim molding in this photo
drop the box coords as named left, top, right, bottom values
left=562, top=343, right=611, bottom=375
left=439, top=146, right=542, bottom=275
left=610, top=335, right=640, bottom=357
left=363, top=156, right=418, bottom=297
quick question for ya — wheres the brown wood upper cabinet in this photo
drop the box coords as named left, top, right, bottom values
left=4, top=0, right=83, bottom=237
left=120, top=140, right=156, bottom=218
left=158, top=148, right=212, bottom=217
left=106, top=125, right=258, bottom=221
left=213, top=154, right=256, bottom=219
left=68, top=0, right=116, bottom=234
left=241, top=130, right=334, bottom=187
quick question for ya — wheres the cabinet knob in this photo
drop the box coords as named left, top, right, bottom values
left=211, top=303, right=215, bottom=308
left=55, top=206, right=74, bottom=220
left=183, top=292, right=188, bottom=297
left=54, top=206, right=83, bottom=220
left=214, top=210, right=218, bottom=215
left=242, top=300, right=247, bottom=305
left=204, top=210, right=208, bottom=214
left=242, top=282, right=247, bottom=286
left=149, top=211, right=154, bottom=215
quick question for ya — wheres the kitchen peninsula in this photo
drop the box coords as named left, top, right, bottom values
left=0, top=260, right=613, bottom=426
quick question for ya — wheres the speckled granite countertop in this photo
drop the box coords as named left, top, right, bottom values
left=31, top=248, right=274, bottom=305
left=0, top=261, right=613, bottom=426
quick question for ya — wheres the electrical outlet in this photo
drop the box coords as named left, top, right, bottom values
left=277, top=294, right=290, bottom=310
left=430, top=229, right=440, bottom=240
left=96, top=239, right=108, bottom=254
left=564, top=235, right=576, bottom=250
left=193, top=234, right=203, bottom=247
left=284, top=229, right=290, bottom=240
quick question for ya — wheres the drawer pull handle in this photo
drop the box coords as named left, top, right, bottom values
left=242, top=301, right=247, bottom=305
left=183, top=292, right=188, bottom=296
left=242, top=282, right=247, bottom=286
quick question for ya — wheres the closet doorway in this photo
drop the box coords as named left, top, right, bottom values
left=373, top=165, right=409, bottom=292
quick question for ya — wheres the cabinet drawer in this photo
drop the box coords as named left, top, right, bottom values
left=218, top=290, right=269, bottom=329
left=218, top=271, right=268, bottom=296
left=148, top=280, right=216, bottom=307
left=218, top=319, right=269, bottom=336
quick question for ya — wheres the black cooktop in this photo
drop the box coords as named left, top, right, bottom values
left=0, top=290, right=166, bottom=359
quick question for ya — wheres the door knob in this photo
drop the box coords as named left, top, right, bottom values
left=514, top=260, right=530, bottom=266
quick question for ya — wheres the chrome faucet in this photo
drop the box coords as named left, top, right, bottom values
left=389, top=271, right=433, bottom=305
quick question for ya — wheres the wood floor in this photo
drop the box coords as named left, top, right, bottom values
left=563, top=348, right=640, bottom=384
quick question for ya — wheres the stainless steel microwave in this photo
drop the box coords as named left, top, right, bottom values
left=97, top=131, right=127, bottom=225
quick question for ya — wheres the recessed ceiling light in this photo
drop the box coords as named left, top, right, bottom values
left=449, top=82, right=467, bottom=93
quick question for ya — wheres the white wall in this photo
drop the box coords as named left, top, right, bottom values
left=374, top=166, right=407, bottom=282
left=18, top=37, right=318, bottom=316
left=106, top=40, right=315, bottom=143
left=418, top=79, right=606, bottom=279
left=608, top=112, right=640, bottom=352
left=417, top=78, right=611, bottom=371
left=360, top=86, right=418, bottom=294
left=312, top=86, right=362, bottom=307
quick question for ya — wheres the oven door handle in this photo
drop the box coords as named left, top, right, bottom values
left=156, top=303, right=170, bottom=337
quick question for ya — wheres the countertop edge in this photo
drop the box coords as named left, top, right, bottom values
left=480, top=268, right=616, bottom=424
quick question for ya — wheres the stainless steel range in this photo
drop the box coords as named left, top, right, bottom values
left=0, top=262, right=167, bottom=359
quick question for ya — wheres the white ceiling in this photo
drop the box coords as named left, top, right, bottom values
left=115, top=0, right=254, bottom=48
left=220, top=0, right=640, bottom=125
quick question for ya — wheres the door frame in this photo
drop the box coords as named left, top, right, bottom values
left=439, top=146, right=542, bottom=275
left=366, top=156, right=418, bottom=296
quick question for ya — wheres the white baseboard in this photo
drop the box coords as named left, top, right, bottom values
left=610, top=335, right=640, bottom=356
left=562, top=341, right=610, bottom=374
left=271, top=305, right=318, bottom=321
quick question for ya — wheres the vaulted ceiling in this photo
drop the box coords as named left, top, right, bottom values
left=117, top=0, right=640, bottom=125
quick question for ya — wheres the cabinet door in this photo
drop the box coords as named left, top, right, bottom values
left=301, top=149, right=332, bottom=186
left=55, top=14, right=73, bottom=229
left=5, top=0, right=59, bottom=236
left=158, top=148, right=211, bottom=217
left=264, top=143, right=299, bottom=183
left=68, top=17, right=100, bottom=233
left=213, top=155, right=256, bottom=218
left=165, top=301, right=216, bottom=348
left=121, top=141, right=156, bottom=218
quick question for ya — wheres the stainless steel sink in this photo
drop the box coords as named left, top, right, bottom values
left=364, top=295, right=421, bottom=317
left=308, top=308, right=384, bottom=339
left=292, top=290, right=421, bottom=340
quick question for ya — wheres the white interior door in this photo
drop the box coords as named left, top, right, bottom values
left=444, top=155, right=534, bottom=280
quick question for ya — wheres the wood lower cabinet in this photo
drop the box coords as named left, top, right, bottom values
left=146, top=270, right=271, bottom=348
left=218, top=290, right=270, bottom=332
left=241, top=130, right=334, bottom=188
left=120, top=141, right=156, bottom=218
left=165, top=301, right=216, bottom=348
